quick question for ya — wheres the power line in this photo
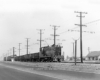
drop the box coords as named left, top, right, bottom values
left=58, top=26, right=79, bottom=35
left=59, top=19, right=100, bottom=35
left=84, top=19, right=100, bottom=25
left=58, top=19, right=100, bottom=35
left=68, top=29, right=95, bottom=34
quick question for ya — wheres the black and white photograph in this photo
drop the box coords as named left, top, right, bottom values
left=0, top=0, right=100, bottom=80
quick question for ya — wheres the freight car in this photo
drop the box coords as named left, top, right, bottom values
left=5, top=45, right=64, bottom=62
left=4, top=55, right=17, bottom=61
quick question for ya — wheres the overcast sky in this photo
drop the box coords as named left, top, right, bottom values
left=0, top=0, right=100, bottom=59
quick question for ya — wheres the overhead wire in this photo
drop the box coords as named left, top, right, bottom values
left=58, top=26, right=79, bottom=35
left=84, top=19, right=100, bottom=25
left=58, top=19, right=100, bottom=35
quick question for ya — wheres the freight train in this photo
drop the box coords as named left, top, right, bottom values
left=4, top=45, right=64, bottom=62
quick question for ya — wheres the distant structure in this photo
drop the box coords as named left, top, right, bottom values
left=86, top=51, right=100, bottom=60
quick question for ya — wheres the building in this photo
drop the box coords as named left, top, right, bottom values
left=86, top=51, right=100, bottom=60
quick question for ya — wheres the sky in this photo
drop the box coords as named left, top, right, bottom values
left=0, top=0, right=100, bottom=60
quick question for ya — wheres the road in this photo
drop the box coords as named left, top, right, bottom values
left=0, top=63, right=61, bottom=80
left=1, top=61, right=100, bottom=80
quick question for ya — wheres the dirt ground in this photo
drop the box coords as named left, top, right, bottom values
left=4, top=61, right=100, bottom=74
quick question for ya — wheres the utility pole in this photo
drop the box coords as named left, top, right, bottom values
left=75, top=40, right=77, bottom=65
left=13, top=47, right=15, bottom=59
left=88, top=47, right=90, bottom=53
left=9, top=48, right=12, bottom=56
left=19, top=43, right=21, bottom=61
left=26, top=38, right=30, bottom=55
left=8, top=50, right=9, bottom=57
left=75, top=11, right=87, bottom=63
left=72, top=42, right=75, bottom=58
left=50, top=25, right=59, bottom=46
left=72, top=38, right=79, bottom=65
left=18, top=43, right=21, bottom=56
left=37, top=29, right=44, bottom=52
left=5, top=53, right=7, bottom=61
